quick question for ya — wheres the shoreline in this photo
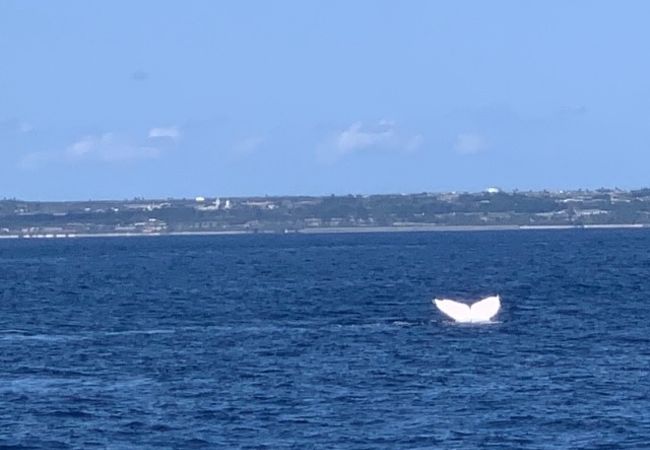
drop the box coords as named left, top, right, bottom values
left=0, top=223, right=647, bottom=239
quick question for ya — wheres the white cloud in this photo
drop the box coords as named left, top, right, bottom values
left=65, top=133, right=160, bottom=162
left=321, top=120, right=423, bottom=162
left=336, top=121, right=395, bottom=153
left=148, top=126, right=181, bottom=140
left=454, top=132, right=487, bottom=155
left=66, top=136, right=95, bottom=158
left=20, top=131, right=167, bottom=168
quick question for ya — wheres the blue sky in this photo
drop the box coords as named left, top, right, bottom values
left=1, top=1, right=650, bottom=200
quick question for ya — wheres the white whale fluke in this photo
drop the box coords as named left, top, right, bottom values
left=433, top=295, right=501, bottom=323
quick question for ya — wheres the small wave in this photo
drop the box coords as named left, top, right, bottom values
left=392, top=320, right=419, bottom=327
left=44, top=409, right=95, bottom=419
left=0, top=377, right=69, bottom=394
left=198, top=323, right=312, bottom=334
left=0, top=333, right=82, bottom=343
left=0, top=375, right=151, bottom=394
left=328, top=320, right=427, bottom=330
left=1, top=329, right=179, bottom=342
left=328, top=322, right=387, bottom=331
left=100, top=329, right=176, bottom=336
left=440, top=319, right=502, bottom=326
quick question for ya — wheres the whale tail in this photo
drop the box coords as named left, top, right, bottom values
left=433, top=295, right=501, bottom=323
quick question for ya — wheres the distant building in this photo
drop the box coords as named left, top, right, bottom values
left=486, top=187, right=501, bottom=194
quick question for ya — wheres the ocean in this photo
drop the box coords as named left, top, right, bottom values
left=1, top=230, right=649, bottom=449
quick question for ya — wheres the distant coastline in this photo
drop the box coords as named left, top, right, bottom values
left=0, top=223, right=647, bottom=240
left=3, top=188, right=650, bottom=238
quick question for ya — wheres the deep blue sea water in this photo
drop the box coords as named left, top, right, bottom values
left=1, top=230, right=650, bottom=449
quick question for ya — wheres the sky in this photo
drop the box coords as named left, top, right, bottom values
left=2, top=1, right=650, bottom=200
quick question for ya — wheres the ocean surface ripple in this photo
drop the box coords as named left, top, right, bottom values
left=1, top=230, right=650, bottom=449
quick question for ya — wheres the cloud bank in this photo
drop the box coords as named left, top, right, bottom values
left=66, top=133, right=160, bottom=162
left=20, top=127, right=181, bottom=168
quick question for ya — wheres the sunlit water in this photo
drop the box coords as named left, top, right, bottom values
left=1, top=231, right=650, bottom=449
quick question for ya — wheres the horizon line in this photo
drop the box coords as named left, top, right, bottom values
left=3, top=186, right=649, bottom=203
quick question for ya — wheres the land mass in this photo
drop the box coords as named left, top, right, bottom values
left=2, top=188, right=650, bottom=238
